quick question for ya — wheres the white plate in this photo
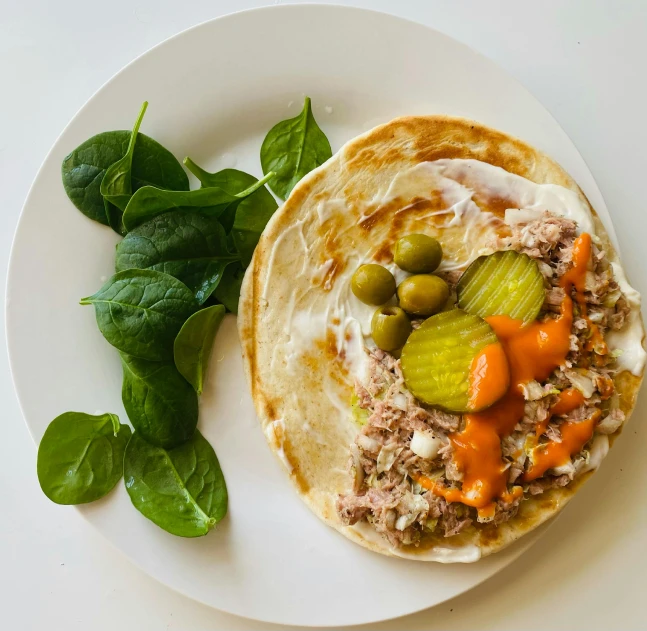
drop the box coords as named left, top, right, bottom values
left=6, top=5, right=616, bottom=627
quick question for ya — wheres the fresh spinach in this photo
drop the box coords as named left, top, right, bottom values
left=62, top=130, right=189, bottom=227
left=121, top=354, right=198, bottom=449
left=150, top=259, right=229, bottom=305
left=121, top=172, right=274, bottom=232
left=260, top=96, right=332, bottom=200
left=37, top=412, right=131, bottom=505
left=174, top=305, right=225, bottom=394
left=213, top=262, right=245, bottom=314
left=100, top=101, right=148, bottom=213
left=115, top=210, right=238, bottom=304
left=124, top=431, right=227, bottom=537
left=80, top=269, right=197, bottom=361
left=105, top=200, right=128, bottom=236
left=184, top=158, right=278, bottom=266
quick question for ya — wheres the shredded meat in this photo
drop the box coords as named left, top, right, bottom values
left=425, top=493, right=472, bottom=537
left=528, top=474, right=571, bottom=495
left=492, top=495, right=522, bottom=526
left=497, top=212, right=577, bottom=267
left=337, top=210, right=634, bottom=547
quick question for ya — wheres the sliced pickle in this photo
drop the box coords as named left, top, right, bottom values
left=401, top=309, right=508, bottom=413
left=456, top=251, right=544, bottom=324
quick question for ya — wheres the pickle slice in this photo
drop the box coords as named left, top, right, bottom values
left=456, top=251, right=544, bottom=324
left=401, top=309, right=508, bottom=413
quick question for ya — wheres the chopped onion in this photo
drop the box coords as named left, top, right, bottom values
left=410, top=430, right=442, bottom=460
left=584, top=271, right=598, bottom=292
left=376, top=445, right=402, bottom=473
left=552, top=460, right=575, bottom=477
left=603, top=289, right=622, bottom=308
left=564, top=369, right=596, bottom=398
left=391, top=392, right=408, bottom=411
left=588, top=310, right=605, bottom=324
left=395, top=494, right=429, bottom=531
left=357, top=434, right=380, bottom=453
left=521, top=380, right=544, bottom=401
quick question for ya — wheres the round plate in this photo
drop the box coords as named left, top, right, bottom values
left=6, top=5, right=616, bottom=627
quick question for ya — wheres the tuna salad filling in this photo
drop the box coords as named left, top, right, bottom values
left=337, top=212, right=631, bottom=547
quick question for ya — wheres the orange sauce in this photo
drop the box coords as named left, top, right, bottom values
left=561, top=232, right=607, bottom=355
left=423, top=233, right=599, bottom=514
left=550, top=387, right=585, bottom=416
left=535, top=388, right=585, bottom=438
left=467, top=342, right=510, bottom=411
left=524, top=412, right=599, bottom=481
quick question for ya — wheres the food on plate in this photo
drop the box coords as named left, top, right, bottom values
left=40, top=97, right=331, bottom=537
left=239, top=115, right=645, bottom=561
left=394, top=233, right=443, bottom=273
left=62, top=101, right=189, bottom=234
left=457, top=250, right=545, bottom=324
left=37, top=412, right=131, bottom=505
left=397, top=274, right=450, bottom=316
left=174, top=305, right=226, bottom=395
left=400, top=309, right=509, bottom=413
left=120, top=353, right=199, bottom=449
left=371, top=306, right=412, bottom=352
left=261, top=96, right=332, bottom=200
left=351, top=264, right=397, bottom=305
left=123, top=431, right=228, bottom=538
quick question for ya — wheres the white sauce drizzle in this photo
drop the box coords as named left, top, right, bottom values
left=264, top=419, right=293, bottom=473
left=577, top=434, right=610, bottom=476
left=607, top=262, right=646, bottom=376
left=436, top=158, right=596, bottom=235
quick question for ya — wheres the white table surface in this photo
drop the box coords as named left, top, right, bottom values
left=2, top=1, right=646, bottom=629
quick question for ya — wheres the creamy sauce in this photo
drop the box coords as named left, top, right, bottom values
left=607, top=262, right=646, bottom=375
left=576, top=434, right=609, bottom=475
left=264, top=419, right=293, bottom=473
left=435, top=159, right=596, bottom=235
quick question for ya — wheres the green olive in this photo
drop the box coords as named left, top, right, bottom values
left=397, top=275, right=450, bottom=316
left=351, top=264, right=396, bottom=305
left=371, top=306, right=412, bottom=351
left=394, top=234, right=443, bottom=273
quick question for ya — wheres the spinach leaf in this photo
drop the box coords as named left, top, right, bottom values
left=260, top=96, right=332, bottom=200
left=184, top=158, right=278, bottom=266
left=80, top=269, right=197, bottom=361
left=105, top=199, right=127, bottom=236
left=124, top=431, right=227, bottom=537
left=174, top=305, right=225, bottom=394
left=62, top=130, right=189, bottom=226
left=121, top=354, right=198, bottom=449
left=121, top=172, right=274, bottom=232
left=100, top=101, right=148, bottom=213
left=213, top=262, right=245, bottom=314
left=115, top=210, right=238, bottom=304
left=37, top=412, right=131, bottom=505
left=149, top=259, right=229, bottom=305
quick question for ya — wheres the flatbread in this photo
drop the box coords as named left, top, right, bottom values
left=238, top=115, right=644, bottom=561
